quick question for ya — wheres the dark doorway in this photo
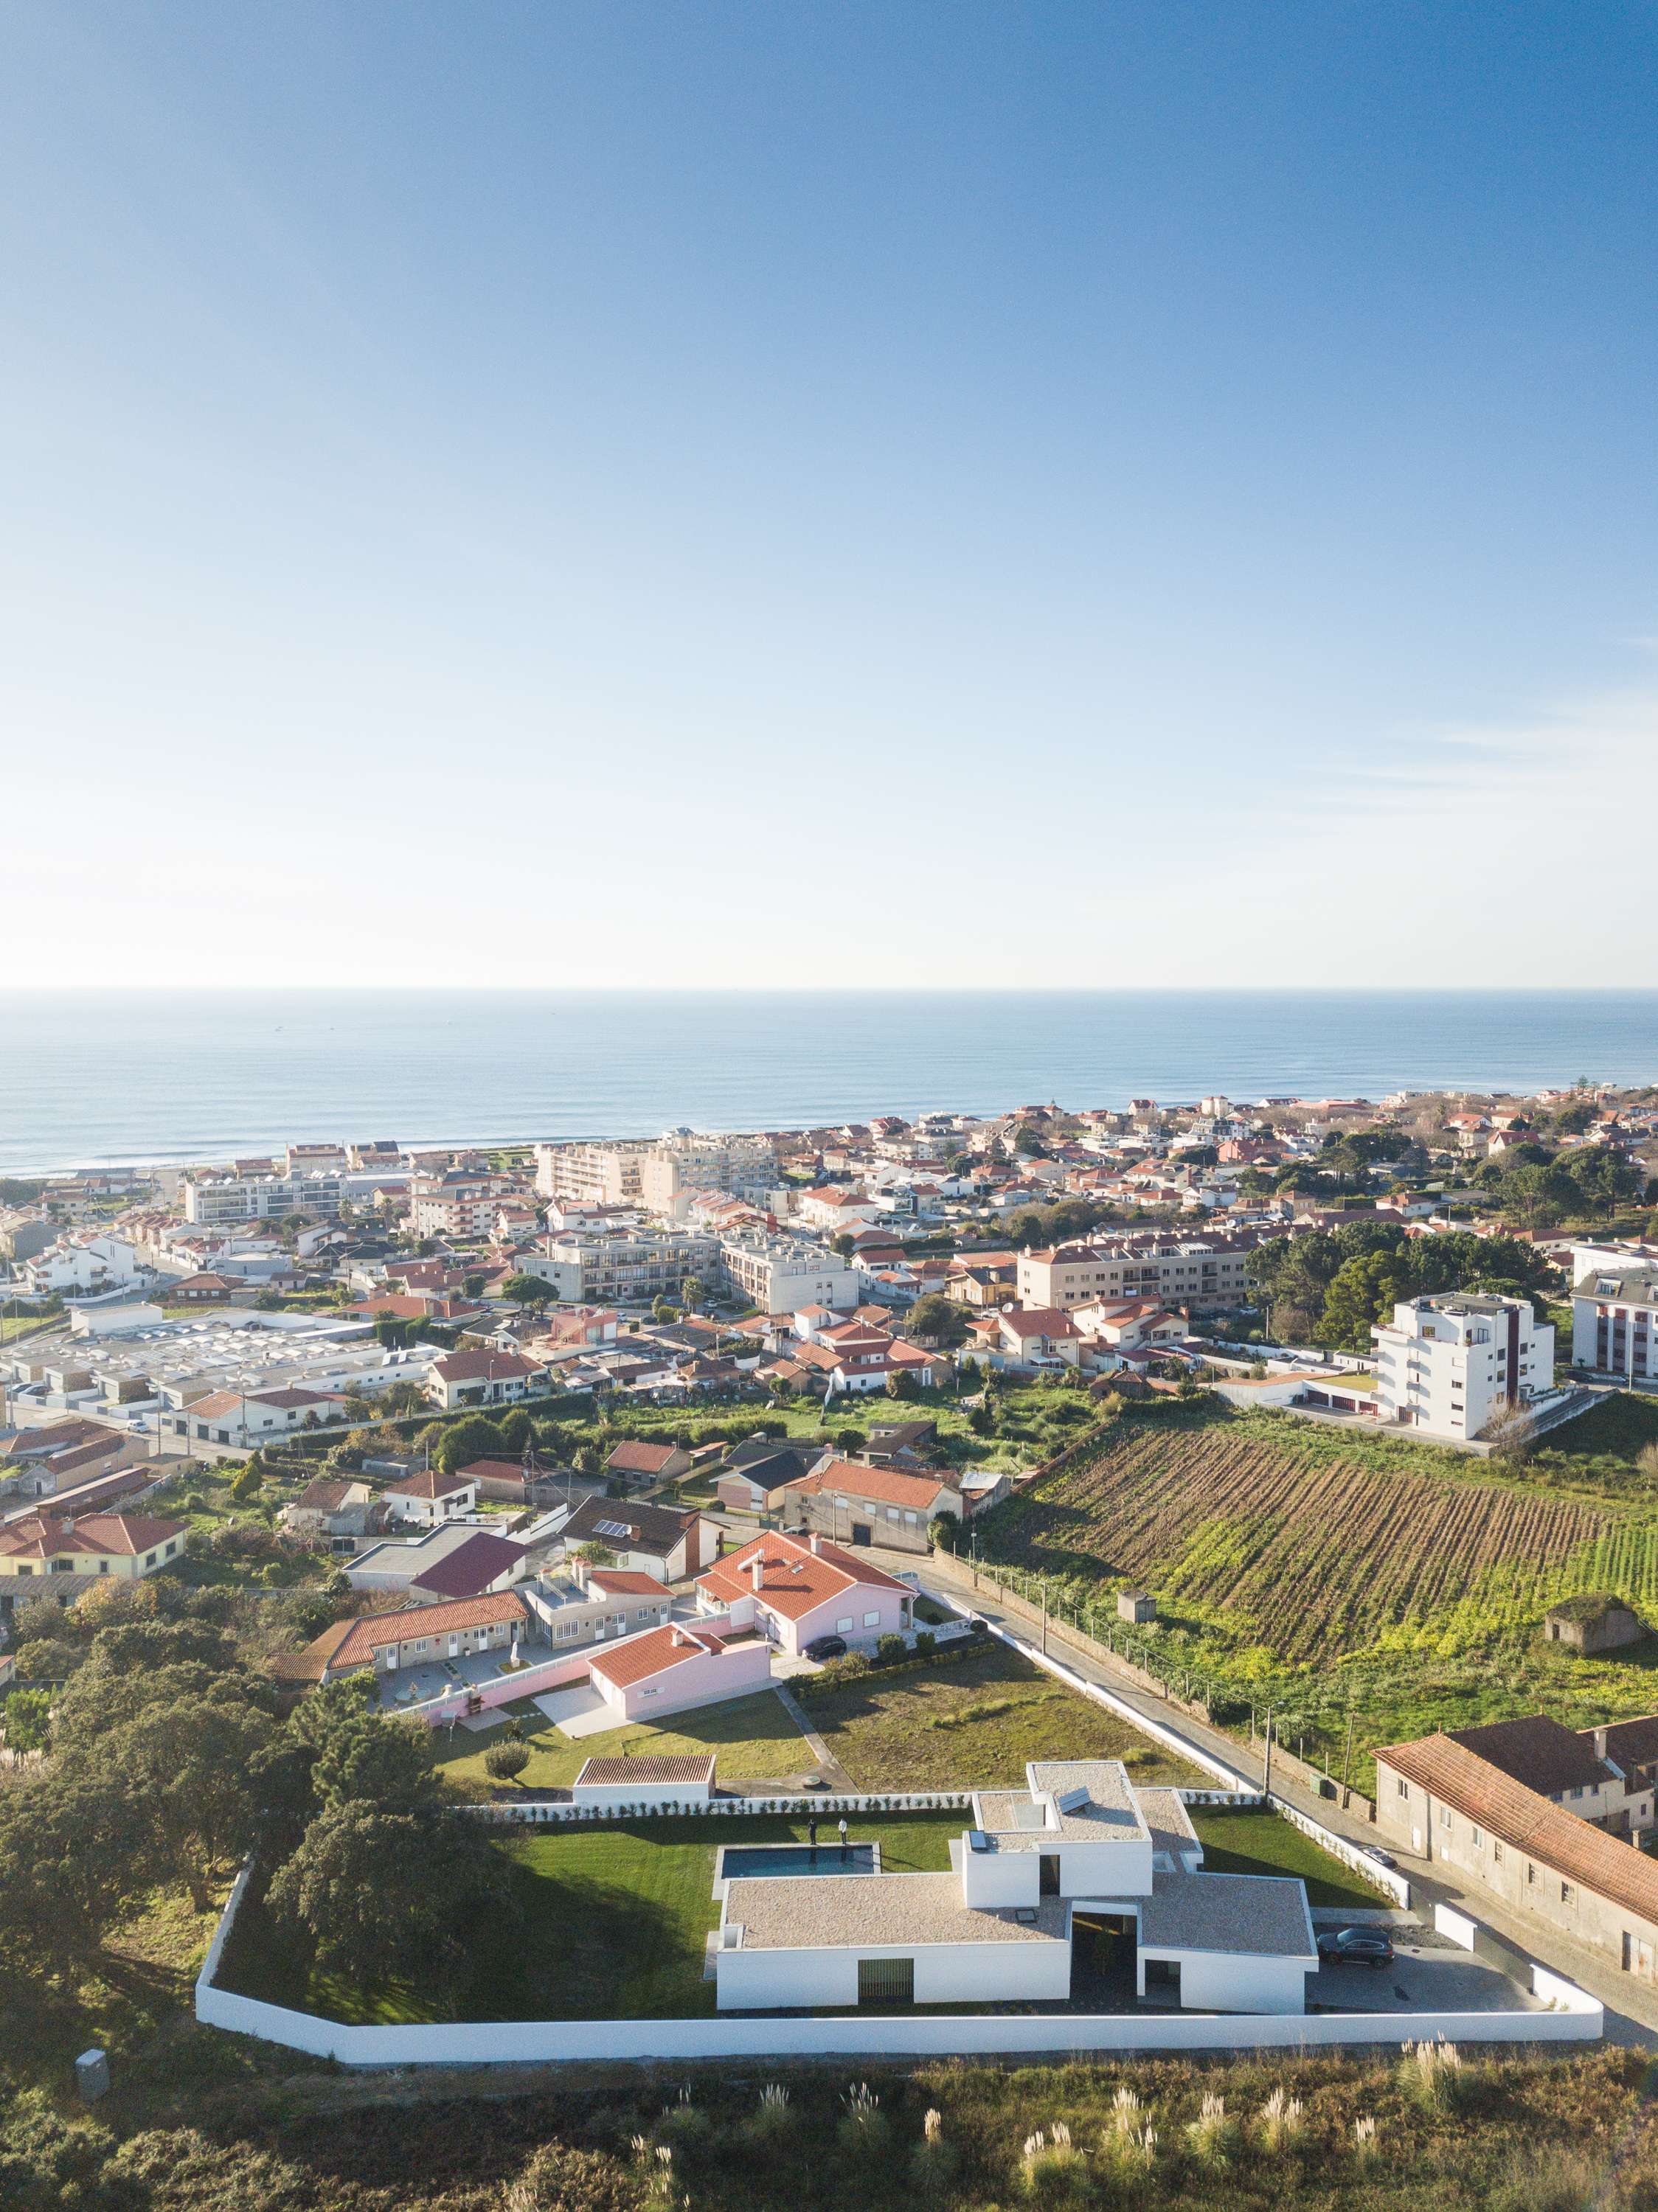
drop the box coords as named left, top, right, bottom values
left=1142, top=1957, right=1182, bottom=2006
left=1038, top=1853, right=1061, bottom=1896
left=1070, top=1912, right=1136, bottom=2005
left=857, top=1956, right=915, bottom=2007
left=850, top=1525, right=871, bottom=1545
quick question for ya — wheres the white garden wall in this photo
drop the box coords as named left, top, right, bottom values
left=197, top=1868, right=1600, bottom=2065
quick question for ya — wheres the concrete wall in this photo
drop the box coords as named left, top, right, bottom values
left=712, top=1935, right=1072, bottom=2013
left=577, top=1777, right=713, bottom=1809
left=1140, top=1949, right=1310, bottom=2016
left=198, top=1863, right=1600, bottom=2062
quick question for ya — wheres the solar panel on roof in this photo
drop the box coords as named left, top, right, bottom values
left=594, top=1519, right=631, bottom=1539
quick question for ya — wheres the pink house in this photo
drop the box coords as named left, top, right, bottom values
left=586, top=1621, right=774, bottom=1722
left=696, top=1529, right=913, bottom=1658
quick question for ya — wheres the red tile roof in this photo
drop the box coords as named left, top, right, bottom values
left=1377, top=1731, right=1658, bottom=1927
left=696, top=1529, right=906, bottom=1622
left=587, top=1621, right=729, bottom=1689
left=784, top=1458, right=955, bottom=1512
left=408, top=1531, right=526, bottom=1599
left=605, top=1440, right=683, bottom=1475
left=0, top=1510, right=184, bottom=1561
left=585, top=1569, right=673, bottom=1598
left=273, top=1592, right=529, bottom=1679
left=384, top=1467, right=475, bottom=1499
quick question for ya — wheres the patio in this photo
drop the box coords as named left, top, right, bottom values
left=374, top=1644, right=535, bottom=1713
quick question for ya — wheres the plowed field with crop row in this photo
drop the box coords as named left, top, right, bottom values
left=1000, top=1420, right=1606, bottom=1659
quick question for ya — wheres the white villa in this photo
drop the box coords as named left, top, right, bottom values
left=715, top=1761, right=1316, bottom=2015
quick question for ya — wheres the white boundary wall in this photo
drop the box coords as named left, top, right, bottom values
left=198, top=1871, right=1600, bottom=2067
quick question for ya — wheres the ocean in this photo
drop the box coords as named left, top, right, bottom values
left=1, top=990, right=1657, bottom=1177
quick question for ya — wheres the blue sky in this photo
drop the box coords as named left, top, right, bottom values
left=2, top=2, right=1654, bottom=985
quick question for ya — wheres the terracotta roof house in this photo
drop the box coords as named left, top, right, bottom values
left=1376, top=1725, right=1658, bottom=1976
left=604, top=1439, right=693, bottom=1485
left=268, top=1592, right=529, bottom=1685
left=696, top=1528, right=912, bottom=1657
left=586, top=1619, right=772, bottom=1724
left=777, top=1457, right=962, bottom=1555
left=381, top=1466, right=479, bottom=1527
left=426, top=1348, right=549, bottom=1411
left=0, top=1509, right=186, bottom=1586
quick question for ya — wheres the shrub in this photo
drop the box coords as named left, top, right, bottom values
left=485, top=1742, right=531, bottom=1781
left=1184, top=2091, right=1233, bottom=2168
left=909, top=2107, right=960, bottom=2201
left=504, top=2140, right=643, bottom=2212
left=1019, top=2121, right=1086, bottom=2202
left=1398, top=2037, right=1463, bottom=2112
left=915, top=1629, right=937, bottom=1658
left=837, top=2082, right=892, bottom=2168
left=875, top=1632, right=906, bottom=1666
left=1255, top=2086, right=1304, bottom=2154
left=743, top=2083, right=797, bottom=2151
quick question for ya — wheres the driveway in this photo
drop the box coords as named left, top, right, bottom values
left=531, top=1683, right=616, bottom=1737
left=1309, top=1938, right=1542, bottom=2016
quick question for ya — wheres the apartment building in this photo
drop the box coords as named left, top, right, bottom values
left=182, top=1172, right=343, bottom=1225
left=718, top=1227, right=859, bottom=1314
left=520, top=1228, right=719, bottom=1306
left=1016, top=1237, right=1252, bottom=1313
left=1371, top=1293, right=1553, bottom=1441
left=638, top=1130, right=775, bottom=1220
left=409, top=1167, right=501, bottom=1241
left=533, top=1141, right=649, bottom=1206
left=283, top=1142, right=347, bottom=1175
left=1569, top=1242, right=1658, bottom=1379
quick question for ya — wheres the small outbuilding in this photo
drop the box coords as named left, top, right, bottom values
left=1545, top=1595, right=1648, bottom=1655
left=1117, top=1590, right=1157, bottom=1625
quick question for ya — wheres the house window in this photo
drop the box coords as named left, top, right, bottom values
left=836, top=1615, right=854, bottom=1632
left=1440, top=1806, right=1451, bottom=1828
left=863, top=1610, right=881, bottom=1627
left=1396, top=1778, right=1409, bottom=1798
left=1494, top=1842, right=1503, bottom=1863
left=1527, top=1863, right=1536, bottom=1885
left=1562, top=1882, right=1575, bottom=1906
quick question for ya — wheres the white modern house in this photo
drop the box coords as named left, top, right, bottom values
left=1371, top=1293, right=1553, bottom=1441
left=714, top=1760, right=1317, bottom=2014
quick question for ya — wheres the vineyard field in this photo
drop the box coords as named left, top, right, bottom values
left=994, top=1413, right=1613, bottom=1661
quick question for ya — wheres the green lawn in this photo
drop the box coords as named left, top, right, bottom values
left=222, top=1810, right=960, bottom=2024
left=805, top=1639, right=1208, bottom=1791
left=431, top=1688, right=814, bottom=1795
left=1188, top=1806, right=1390, bottom=1910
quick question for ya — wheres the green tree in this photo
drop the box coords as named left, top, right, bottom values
left=680, top=1274, right=707, bottom=1313
left=887, top=1368, right=921, bottom=1401
left=1314, top=1251, right=1409, bottom=1349
left=267, top=1801, right=513, bottom=1999
left=1, top=1687, right=52, bottom=1754
left=434, top=1413, right=506, bottom=1475
left=904, top=1293, right=971, bottom=1348
left=502, top=1272, right=552, bottom=1307
left=311, top=1717, right=441, bottom=1815
left=90, top=1694, right=279, bottom=1908
left=229, top=1463, right=263, bottom=1503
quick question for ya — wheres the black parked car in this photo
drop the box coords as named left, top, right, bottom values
left=805, top=1634, right=847, bottom=1661
left=1316, top=1926, right=1395, bottom=1968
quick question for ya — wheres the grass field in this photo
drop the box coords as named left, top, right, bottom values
left=1187, top=1806, right=1391, bottom=1910
left=222, top=1810, right=960, bottom=2023
left=973, top=1398, right=1658, bottom=1787
left=431, top=1688, right=814, bottom=1794
left=805, top=1639, right=1208, bottom=1790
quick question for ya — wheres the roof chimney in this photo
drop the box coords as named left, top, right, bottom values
left=1595, top=1725, right=1609, bottom=1761
left=749, top=1554, right=765, bottom=1590
left=808, top=1532, right=822, bottom=1556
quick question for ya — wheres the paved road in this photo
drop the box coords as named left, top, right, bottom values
left=887, top=1548, right=1658, bottom=2048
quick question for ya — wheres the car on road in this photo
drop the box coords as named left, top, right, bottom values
left=1316, top=1926, right=1395, bottom=1968
left=1359, top=1844, right=1398, bottom=1869
left=804, top=1634, right=847, bottom=1661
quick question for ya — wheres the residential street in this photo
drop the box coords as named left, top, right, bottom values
left=874, top=1545, right=1658, bottom=2048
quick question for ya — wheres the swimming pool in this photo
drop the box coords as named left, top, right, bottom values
left=718, top=1843, right=877, bottom=1879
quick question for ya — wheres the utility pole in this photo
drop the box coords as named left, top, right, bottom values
left=1262, top=1705, right=1274, bottom=1798
left=1342, top=1705, right=1356, bottom=1794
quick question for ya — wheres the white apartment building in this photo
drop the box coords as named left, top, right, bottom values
left=1372, top=1293, right=1553, bottom=1441
left=408, top=1169, right=500, bottom=1241
left=1570, top=1242, right=1658, bottom=1380
left=518, top=1228, right=719, bottom=1306
left=1016, top=1237, right=1252, bottom=1313
left=182, top=1172, right=344, bottom=1225
left=638, top=1130, right=776, bottom=1220
left=533, top=1141, right=648, bottom=1206
left=21, top=1235, right=146, bottom=1298
left=718, top=1228, right=859, bottom=1314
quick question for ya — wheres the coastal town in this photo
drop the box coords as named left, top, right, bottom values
left=7, top=1077, right=1658, bottom=2124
